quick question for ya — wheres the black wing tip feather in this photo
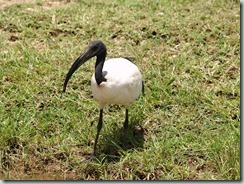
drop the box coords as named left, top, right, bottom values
left=123, top=57, right=135, bottom=63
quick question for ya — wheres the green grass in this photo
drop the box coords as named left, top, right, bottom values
left=0, top=0, right=240, bottom=180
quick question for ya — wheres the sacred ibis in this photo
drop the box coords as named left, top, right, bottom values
left=63, top=40, right=144, bottom=156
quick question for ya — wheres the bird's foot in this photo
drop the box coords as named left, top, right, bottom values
left=122, top=128, right=129, bottom=146
left=83, top=153, right=98, bottom=174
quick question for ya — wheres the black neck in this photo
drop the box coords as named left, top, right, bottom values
left=95, top=52, right=107, bottom=85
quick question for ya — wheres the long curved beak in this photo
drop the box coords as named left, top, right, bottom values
left=63, top=50, right=92, bottom=92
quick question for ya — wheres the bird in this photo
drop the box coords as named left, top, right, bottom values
left=63, top=40, right=144, bottom=156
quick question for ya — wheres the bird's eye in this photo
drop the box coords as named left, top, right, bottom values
left=92, top=46, right=98, bottom=51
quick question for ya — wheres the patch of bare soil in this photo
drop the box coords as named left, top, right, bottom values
left=1, top=152, right=85, bottom=180
left=0, top=0, right=73, bottom=10
left=0, top=0, right=34, bottom=9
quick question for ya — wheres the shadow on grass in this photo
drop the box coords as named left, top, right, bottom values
left=97, top=119, right=145, bottom=163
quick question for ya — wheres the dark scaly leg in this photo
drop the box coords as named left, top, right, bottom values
left=92, top=109, right=103, bottom=156
left=123, top=109, right=129, bottom=131
left=122, top=109, right=129, bottom=146
left=84, top=109, right=103, bottom=173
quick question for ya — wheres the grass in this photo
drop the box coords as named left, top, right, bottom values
left=0, top=0, right=240, bottom=180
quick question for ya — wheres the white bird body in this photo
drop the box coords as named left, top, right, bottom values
left=91, top=58, right=142, bottom=109
left=63, top=40, right=144, bottom=156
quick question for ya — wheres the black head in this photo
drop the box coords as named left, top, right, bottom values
left=87, top=40, right=107, bottom=57
left=63, top=40, right=107, bottom=92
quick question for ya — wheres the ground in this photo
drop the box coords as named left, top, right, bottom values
left=0, top=0, right=240, bottom=180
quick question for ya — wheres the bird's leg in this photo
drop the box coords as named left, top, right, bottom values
left=92, top=109, right=103, bottom=156
left=123, top=109, right=129, bottom=140
left=82, top=110, right=103, bottom=173
left=123, top=109, right=129, bottom=131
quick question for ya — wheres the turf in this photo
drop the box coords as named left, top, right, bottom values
left=0, top=0, right=240, bottom=180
